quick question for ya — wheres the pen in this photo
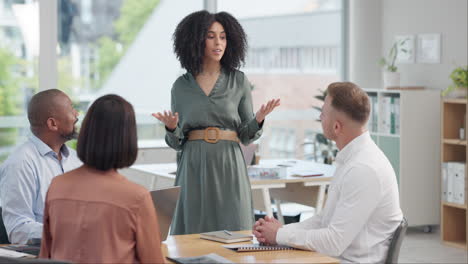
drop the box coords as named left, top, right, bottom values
left=223, top=230, right=233, bottom=236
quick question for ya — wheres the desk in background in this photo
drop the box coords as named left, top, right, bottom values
left=135, top=139, right=176, bottom=164
left=163, top=230, right=339, bottom=263
left=123, top=159, right=335, bottom=223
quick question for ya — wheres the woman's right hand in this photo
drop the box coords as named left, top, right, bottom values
left=152, top=110, right=179, bottom=131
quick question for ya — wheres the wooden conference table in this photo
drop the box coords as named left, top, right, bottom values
left=163, top=230, right=339, bottom=264
left=1, top=231, right=340, bottom=263
left=125, top=159, right=335, bottom=223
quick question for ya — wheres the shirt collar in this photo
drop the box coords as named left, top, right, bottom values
left=334, top=131, right=371, bottom=166
left=29, top=134, right=71, bottom=158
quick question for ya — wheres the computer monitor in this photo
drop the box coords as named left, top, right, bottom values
left=150, top=186, right=181, bottom=241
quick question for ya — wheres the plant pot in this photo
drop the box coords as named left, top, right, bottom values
left=383, top=71, right=400, bottom=89
left=446, top=87, right=468, bottom=98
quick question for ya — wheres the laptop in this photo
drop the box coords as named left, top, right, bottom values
left=150, top=186, right=181, bottom=241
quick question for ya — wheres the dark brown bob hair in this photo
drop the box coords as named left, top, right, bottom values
left=77, top=94, right=137, bottom=171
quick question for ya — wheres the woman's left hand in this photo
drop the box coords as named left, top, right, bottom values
left=255, top=99, right=280, bottom=123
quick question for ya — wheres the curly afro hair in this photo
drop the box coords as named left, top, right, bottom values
left=173, top=10, right=247, bottom=75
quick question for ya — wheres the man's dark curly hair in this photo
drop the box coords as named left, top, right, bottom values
left=173, top=10, right=247, bottom=75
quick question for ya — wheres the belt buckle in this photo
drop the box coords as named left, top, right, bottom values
left=204, top=127, right=220, bottom=143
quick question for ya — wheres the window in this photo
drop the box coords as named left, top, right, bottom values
left=0, top=0, right=345, bottom=163
left=217, top=0, right=345, bottom=159
left=0, top=0, right=38, bottom=161
left=57, top=0, right=204, bottom=145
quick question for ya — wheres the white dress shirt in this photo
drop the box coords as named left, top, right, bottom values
left=276, top=131, right=402, bottom=263
left=0, top=135, right=81, bottom=244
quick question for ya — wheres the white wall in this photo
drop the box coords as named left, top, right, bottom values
left=382, top=0, right=467, bottom=90
left=240, top=11, right=341, bottom=48
left=350, top=0, right=468, bottom=90
left=348, top=0, right=382, bottom=88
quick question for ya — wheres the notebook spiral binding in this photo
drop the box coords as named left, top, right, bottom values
left=239, top=245, right=293, bottom=251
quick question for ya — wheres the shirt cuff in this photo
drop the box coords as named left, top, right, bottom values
left=165, top=125, right=177, bottom=133
left=248, top=118, right=262, bottom=133
left=258, top=119, right=264, bottom=129
left=166, top=126, right=181, bottom=136
left=276, top=226, right=289, bottom=245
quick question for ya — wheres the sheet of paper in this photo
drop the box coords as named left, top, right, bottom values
left=0, top=247, right=31, bottom=258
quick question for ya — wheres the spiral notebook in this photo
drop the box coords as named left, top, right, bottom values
left=223, top=243, right=293, bottom=252
left=200, top=230, right=252, bottom=243
left=167, top=253, right=234, bottom=264
left=290, top=169, right=324, bottom=177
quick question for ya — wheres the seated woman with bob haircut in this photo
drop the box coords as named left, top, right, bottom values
left=39, top=94, right=165, bottom=264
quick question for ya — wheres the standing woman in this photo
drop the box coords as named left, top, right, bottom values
left=153, top=10, right=280, bottom=235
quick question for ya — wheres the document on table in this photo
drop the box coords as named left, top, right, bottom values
left=290, top=169, right=324, bottom=177
left=0, top=247, right=32, bottom=258
left=167, top=253, right=234, bottom=264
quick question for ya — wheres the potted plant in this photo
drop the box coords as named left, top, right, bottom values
left=442, top=66, right=468, bottom=98
left=379, top=38, right=409, bottom=89
left=307, top=89, right=338, bottom=164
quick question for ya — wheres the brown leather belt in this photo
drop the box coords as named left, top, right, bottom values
left=188, top=127, right=239, bottom=143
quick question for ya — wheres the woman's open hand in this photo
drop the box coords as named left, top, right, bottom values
left=256, top=99, right=280, bottom=123
left=152, top=110, right=179, bottom=131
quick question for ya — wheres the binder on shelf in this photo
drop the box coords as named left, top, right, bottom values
left=390, top=96, right=396, bottom=134
left=447, top=162, right=455, bottom=203
left=446, top=162, right=465, bottom=205
left=395, top=97, right=400, bottom=134
left=373, top=95, right=378, bottom=132
left=380, top=96, right=389, bottom=134
left=367, top=94, right=378, bottom=133
left=378, top=95, right=400, bottom=135
left=442, top=163, right=448, bottom=202
left=368, top=95, right=374, bottom=132
left=452, top=162, right=466, bottom=205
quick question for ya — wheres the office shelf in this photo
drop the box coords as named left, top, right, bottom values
left=444, top=98, right=468, bottom=104
left=443, top=202, right=467, bottom=210
left=441, top=99, right=467, bottom=250
left=443, top=240, right=467, bottom=250
left=443, top=139, right=467, bottom=146
left=365, top=89, right=441, bottom=228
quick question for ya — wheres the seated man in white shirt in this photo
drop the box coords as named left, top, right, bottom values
left=0, top=89, right=82, bottom=244
left=253, top=82, right=403, bottom=263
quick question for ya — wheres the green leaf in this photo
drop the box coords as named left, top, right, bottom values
left=312, top=106, right=322, bottom=112
left=314, top=95, right=326, bottom=101
left=93, top=0, right=161, bottom=90
left=378, top=58, right=387, bottom=66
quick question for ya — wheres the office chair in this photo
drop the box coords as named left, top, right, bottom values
left=385, top=217, right=408, bottom=264
left=0, top=207, right=10, bottom=244
left=0, top=256, right=72, bottom=264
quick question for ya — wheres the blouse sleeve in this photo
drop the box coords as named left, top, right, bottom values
left=165, top=88, right=184, bottom=151
left=237, top=72, right=263, bottom=145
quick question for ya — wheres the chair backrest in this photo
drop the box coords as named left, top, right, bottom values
left=385, top=217, right=408, bottom=264
left=0, top=207, right=10, bottom=244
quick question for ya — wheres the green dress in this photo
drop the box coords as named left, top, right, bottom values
left=166, top=69, right=262, bottom=235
